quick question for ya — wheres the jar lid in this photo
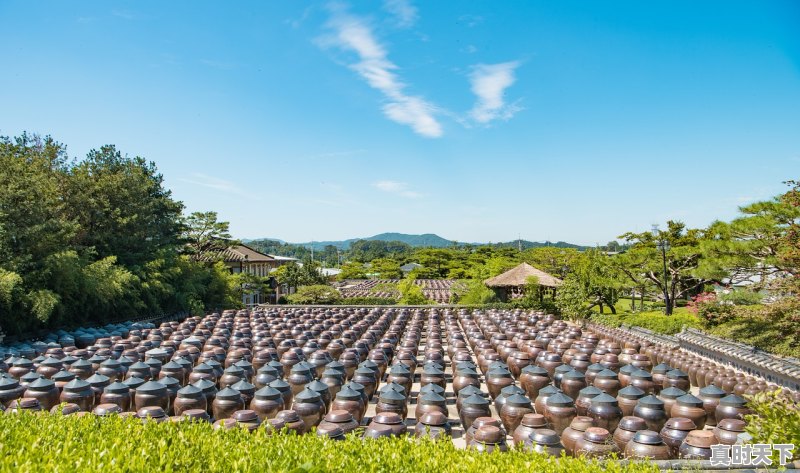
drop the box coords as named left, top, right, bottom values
left=104, top=381, right=130, bottom=395
left=632, top=430, right=664, bottom=445
left=719, top=394, right=747, bottom=407
left=177, top=385, right=204, bottom=399
left=52, top=370, right=76, bottom=382
left=137, top=380, right=167, bottom=394
left=619, top=364, right=636, bottom=374
left=617, top=385, right=645, bottom=399
left=664, top=417, right=697, bottom=431
left=538, top=385, right=561, bottom=396
left=474, top=425, right=504, bottom=444
left=717, top=418, right=746, bottom=432
left=676, top=393, right=703, bottom=408
left=418, top=391, right=446, bottom=404
left=583, top=427, right=611, bottom=443
left=26, top=378, right=55, bottom=390
left=123, top=376, right=145, bottom=389
left=594, top=369, right=618, bottom=380
left=419, top=411, right=448, bottom=426
left=619, top=416, right=648, bottom=431
left=63, top=378, right=91, bottom=391
left=521, top=413, right=548, bottom=428
left=630, top=369, right=653, bottom=380
left=500, top=384, right=525, bottom=396
left=93, top=403, right=123, bottom=416
left=521, top=365, right=549, bottom=377
left=420, top=384, right=445, bottom=396
left=193, top=379, right=217, bottom=393
left=666, top=369, right=688, bottom=379
left=685, top=430, right=716, bottom=448
left=472, top=417, right=501, bottom=429
left=254, top=386, right=282, bottom=401
left=335, top=386, right=361, bottom=401
left=232, top=409, right=259, bottom=423
left=659, top=386, right=687, bottom=399
left=86, top=373, right=110, bottom=386
left=17, top=398, right=41, bottom=409
left=373, top=412, right=402, bottom=425
left=276, top=409, right=300, bottom=423
left=294, top=388, right=321, bottom=403
left=182, top=409, right=210, bottom=421
left=389, top=364, right=410, bottom=375
left=530, top=428, right=560, bottom=445
left=652, top=363, right=672, bottom=374
left=161, top=360, right=182, bottom=370
left=379, top=389, right=406, bottom=402
left=486, top=366, right=513, bottom=378
left=463, top=393, right=491, bottom=406
left=225, top=365, right=245, bottom=375
left=0, top=377, right=20, bottom=389
left=578, top=386, right=603, bottom=398
left=570, top=416, right=594, bottom=431
left=137, top=406, right=166, bottom=419
left=231, top=380, right=256, bottom=393
left=324, top=409, right=354, bottom=423
left=268, top=379, right=290, bottom=391
left=52, top=403, right=80, bottom=415
left=422, top=365, right=444, bottom=375
left=555, top=364, right=573, bottom=374
left=699, top=384, right=726, bottom=398
left=317, top=425, right=344, bottom=438
left=505, top=393, right=533, bottom=408
left=636, top=394, right=664, bottom=409
left=590, top=393, right=618, bottom=406
left=563, top=369, right=586, bottom=380
left=587, top=363, right=606, bottom=373
left=545, top=392, right=575, bottom=407
left=215, top=387, right=243, bottom=401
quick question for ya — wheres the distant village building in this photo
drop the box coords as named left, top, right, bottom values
left=484, top=262, right=563, bottom=302
left=400, top=262, right=422, bottom=275
left=218, top=244, right=297, bottom=306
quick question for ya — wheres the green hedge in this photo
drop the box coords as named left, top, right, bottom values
left=591, top=310, right=703, bottom=335
left=0, top=413, right=659, bottom=473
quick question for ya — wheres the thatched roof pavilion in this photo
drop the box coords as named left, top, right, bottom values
left=484, top=263, right=562, bottom=301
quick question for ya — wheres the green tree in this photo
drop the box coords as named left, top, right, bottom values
left=369, top=258, right=402, bottom=279
left=338, top=261, right=368, bottom=280
left=182, top=211, right=236, bottom=259
left=555, top=274, right=589, bottom=320
left=287, top=285, right=342, bottom=304
left=397, top=276, right=430, bottom=304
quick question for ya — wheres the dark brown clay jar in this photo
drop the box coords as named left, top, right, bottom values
left=633, top=395, right=667, bottom=432
left=351, top=367, right=378, bottom=400
left=574, top=427, right=620, bottom=459
left=660, top=417, right=697, bottom=457
left=715, top=394, right=751, bottom=423
left=23, top=378, right=60, bottom=411
left=713, top=418, right=746, bottom=445
left=181, top=408, right=211, bottom=423
left=624, top=430, right=672, bottom=460
left=485, top=367, right=514, bottom=399
left=465, top=417, right=504, bottom=445
left=617, top=385, right=646, bottom=417
left=452, top=367, right=481, bottom=394
left=415, top=411, right=452, bottom=439
left=376, top=389, right=408, bottom=420
left=535, top=385, right=561, bottom=415
left=671, top=394, right=706, bottom=429
left=93, top=403, right=123, bottom=416
left=231, top=380, right=257, bottom=408
left=331, top=386, right=364, bottom=423
left=287, top=365, right=314, bottom=397
left=575, top=386, right=602, bottom=417
left=663, top=369, right=690, bottom=392
left=193, top=379, right=217, bottom=416
left=459, top=393, right=492, bottom=428
left=232, top=409, right=262, bottom=432
left=51, top=403, right=81, bottom=415
left=60, top=378, right=95, bottom=411
left=678, top=430, right=715, bottom=459
left=587, top=393, right=623, bottom=433
left=100, top=382, right=132, bottom=412
left=275, top=409, right=307, bottom=435
left=613, top=416, right=648, bottom=452
left=561, top=416, right=594, bottom=456
left=368, top=412, right=407, bottom=437
left=592, top=369, right=622, bottom=397
left=213, top=387, right=245, bottom=420
left=512, top=413, right=548, bottom=445
left=544, top=392, right=577, bottom=436
left=415, top=391, right=447, bottom=420
left=173, top=385, right=207, bottom=417
left=519, top=365, right=550, bottom=400
left=0, top=377, right=26, bottom=406
left=658, top=386, right=686, bottom=417
left=629, top=369, right=655, bottom=394
left=651, top=363, right=671, bottom=394
left=135, top=380, right=169, bottom=412
left=560, top=370, right=587, bottom=401
left=250, top=386, right=283, bottom=421
left=319, top=409, right=359, bottom=435
left=469, top=425, right=509, bottom=453
left=523, top=428, right=565, bottom=456
left=291, top=388, right=325, bottom=428
left=268, top=379, right=293, bottom=411
left=420, top=365, right=447, bottom=390
left=499, top=393, right=534, bottom=433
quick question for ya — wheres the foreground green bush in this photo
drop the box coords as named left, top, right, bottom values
left=745, top=389, right=800, bottom=463
left=0, top=413, right=659, bottom=473
left=592, top=310, right=702, bottom=335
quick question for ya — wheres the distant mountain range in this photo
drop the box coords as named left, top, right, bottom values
left=244, top=232, right=587, bottom=251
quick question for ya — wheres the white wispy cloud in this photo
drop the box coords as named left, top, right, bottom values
left=178, top=173, right=252, bottom=198
left=319, top=5, right=443, bottom=138
left=468, top=61, right=522, bottom=124
left=383, top=0, right=418, bottom=28
left=372, top=180, right=422, bottom=198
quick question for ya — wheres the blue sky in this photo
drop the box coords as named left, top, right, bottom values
left=1, top=1, right=798, bottom=245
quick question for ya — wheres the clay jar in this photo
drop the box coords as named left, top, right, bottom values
left=658, top=386, right=687, bottom=417
left=660, top=417, right=697, bottom=456
left=713, top=419, right=746, bottom=445
left=351, top=367, right=378, bottom=400
left=633, top=395, right=668, bottom=433
left=173, top=385, right=207, bottom=417
left=544, top=392, right=577, bottom=436
left=376, top=389, right=408, bottom=420
left=617, top=386, right=646, bottom=417
left=629, top=369, right=655, bottom=394
left=415, top=411, right=452, bottom=440
left=331, top=386, right=365, bottom=423
left=135, top=380, right=169, bottom=412
left=452, top=367, right=481, bottom=395
left=560, top=370, right=588, bottom=401
left=624, top=430, right=672, bottom=460
left=232, top=409, right=262, bottom=432
left=465, top=417, right=504, bottom=445
left=275, top=410, right=307, bottom=434
left=268, top=379, right=293, bottom=410
left=305, top=380, right=331, bottom=412
left=386, top=364, right=414, bottom=394
left=500, top=393, right=534, bottom=433
left=23, top=378, right=60, bottom=411
left=100, top=382, right=132, bottom=411
left=287, top=364, right=314, bottom=397
left=587, top=393, right=623, bottom=433
left=519, top=365, right=550, bottom=401
left=535, top=385, right=561, bottom=415
left=193, top=379, right=218, bottom=416
left=715, top=394, right=751, bottom=423
left=469, top=425, right=508, bottom=453
left=698, top=385, right=726, bottom=427
left=592, top=369, right=622, bottom=397
left=59, top=378, right=95, bottom=411
left=213, top=387, right=245, bottom=420
left=574, top=427, right=620, bottom=459
left=319, top=409, right=360, bottom=435
left=250, top=386, right=283, bottom=421
left=0, top=377, right=26, bottom=406
left=231, top=380, right=257, bottom=407
left=420, top=365, right=446, bottom=390
left=415, top=391, right=447, bottom=419
left=485, top=367, right=515, bottom=399
left=671, top=394, right=706, bottom=429
left=651, top=363, right=671, bottom=394
left=495, top=385, right=525, bottom=413
left=618, top=364, right=635, bottom=387
left=524, top=429, right=565, bottom=456
left=663, top=369, right=691, bottom=392
left=613, top=416, right=648, bottom=452
left=507, top=351, right=531, bottom=378
left=678, top=430, right=715, bottom=459
left=367, top=412, right=407, bottom=437
left=459, top=393, right=492, bottom=429
left=561, top=416, right=594, bottom=456
left=576, top=386, right=602, bottom=417
left=512, top=413, right=548, bottom=445
left=291, top=388, right=325, bottom=428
